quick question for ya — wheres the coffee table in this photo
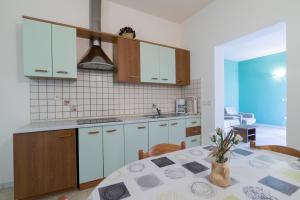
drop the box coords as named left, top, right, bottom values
left=233, top=125, right=256, bottom=143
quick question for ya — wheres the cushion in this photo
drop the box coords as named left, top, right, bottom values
left=225, top=107, right=238, bottom=115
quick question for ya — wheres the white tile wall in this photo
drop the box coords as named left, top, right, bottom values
left=30, top=70, right=201, bottom=121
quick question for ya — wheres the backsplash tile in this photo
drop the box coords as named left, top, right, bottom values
left=30, top=70, right=201, bottom=121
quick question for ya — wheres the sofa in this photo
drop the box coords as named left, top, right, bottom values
left=224, top=107, right=256, bottom=125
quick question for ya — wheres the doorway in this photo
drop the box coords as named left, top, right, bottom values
left=217, top=22, right=287, bottom=146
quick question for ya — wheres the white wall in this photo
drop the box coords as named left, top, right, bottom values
left=0, top=0, right=182, bottom=186
left=182, top=0, right=300, bottom=148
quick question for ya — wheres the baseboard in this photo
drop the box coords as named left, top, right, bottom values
left=0, top=181, right=13, bottom=190
left=255, top=123, right=286, bottom=129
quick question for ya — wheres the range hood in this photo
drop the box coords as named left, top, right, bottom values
left=78, top=0, right=114, bottom=71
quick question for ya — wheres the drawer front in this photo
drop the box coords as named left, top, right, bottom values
left=149, top=121, right=169, bottom=147
left=186, top=135, right=201, bottom=148
left=169, top=119, right=186, bottom=145
left=78, top=127, right=103, bottom=184
left=186, top=126, right=201, bottom=137
left=186, top=117, right=201, bottom=127
left=124, top=123, right=148, bottom=164
left=103, top=125, right=124, bottom=177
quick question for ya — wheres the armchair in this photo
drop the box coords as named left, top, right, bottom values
left=224, top=107, right=256, bottom=125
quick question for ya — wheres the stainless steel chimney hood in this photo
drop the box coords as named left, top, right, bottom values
left=78, top=0, right=114, bottom=71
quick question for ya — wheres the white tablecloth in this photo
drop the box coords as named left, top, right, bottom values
left=88, top=144, right=300, bottom=200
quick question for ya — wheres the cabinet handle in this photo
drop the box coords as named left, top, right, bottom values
left=160, top=124, right=168, bottom=127
left=137, top=126, right=146, bottom=129
left=106, top=129, right=117, bottom=133
left=151, top=77, right=158, bottom=80
left=191, top=139, right=197, bottom=142
left=56, top=71, right=69, bottom=74
left=56, top=133, right=72, bottom=138
left=88, top=131, right=100, bottom=134
left=35, top=69, right=48, bottom=73
left=162, top=78, right=168, bottom=81
left=192, top=130, right=199, bottom=133
left=129, top=75, right=138, bottom=78
left=171, top=123, right=178, bottom=126
left=191, top=121, right=197, bottom=124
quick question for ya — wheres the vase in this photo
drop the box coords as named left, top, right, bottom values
left=209, top=161, right=231, bottom=187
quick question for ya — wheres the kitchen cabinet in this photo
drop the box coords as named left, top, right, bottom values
left=186, top=135, right=201, bottom=148
left=103, top=125, right=124, bottom=177
left=176, top=49, right=190, bottom=85
left=114, top=37, right=140, bottom=83
left=13, top=129, right=77, bottom=200
left=23, top=18, right=77, bottom=79
left=140, top=42, right=176, bottom=84
left=186, top=117, right=201, bottom=128
left=140, top=42, right=160, bottom=83
left=78, top=127, right=103, bottom=188
left=169, top=119, right=186, bottom=145
left=52, top=24, right=77, bottom=78
left=149, top=120, right=169, bottom=147
left=23, top=19, right=53, bottom=77
left=124, top=123, right=148, bottom=164
left=159, top=46, right=176, bottom=84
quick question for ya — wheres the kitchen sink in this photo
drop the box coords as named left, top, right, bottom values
left=142, top=113, right=188, bottom=119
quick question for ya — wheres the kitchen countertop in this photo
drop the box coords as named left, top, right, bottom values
left=15, top=113, right=201, bottom=134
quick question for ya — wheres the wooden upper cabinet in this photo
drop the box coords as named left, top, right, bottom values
left=14, top=129, right=77, bottom=200
left=114, top=37, right=140, bottom=83
left=176, top=49, right=190, bottom=85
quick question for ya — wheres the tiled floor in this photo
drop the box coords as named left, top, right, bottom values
left=0, top=187, right=94, bottom=200
left=255, top=125, right=286, bottom=146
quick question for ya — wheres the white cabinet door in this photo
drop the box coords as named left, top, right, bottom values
left=159, top=46, right=176, bottom=84
left=140, top=42, right=160, bottom=83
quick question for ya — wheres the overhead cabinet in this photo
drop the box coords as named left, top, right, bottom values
left=140, top=42, right=176, bottom=84
left=113, top=37, right=140, bottom=83
left=23, top=18, right=77, bottom=79
left=176, top=49, right=190, bottom=85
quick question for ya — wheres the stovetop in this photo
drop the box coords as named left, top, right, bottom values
left=77, top=118, right=123, bottom=125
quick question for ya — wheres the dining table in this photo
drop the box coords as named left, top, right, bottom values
left=88, top=144, right=300, bottom=200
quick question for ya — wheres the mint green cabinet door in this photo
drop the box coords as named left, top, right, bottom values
left=124, top=123, right=148, bottom=164
left=140, top=42, right=160, bottom=83
left=52, top=24, right=77, bottom=79
left=23, top=19, right=52, bottom=77
left=169, top=119, right=186, bottom=145
left=78, top=127, right=103, bottom=184
left=149, top=121, right=169, bottom=147
left=186, top=117, right=201, bottom=128
left=159, top=46, right=176, bottom=84
left=103, top=125, right=124, bottom=177
left=186, top=135, right=201, bottom=148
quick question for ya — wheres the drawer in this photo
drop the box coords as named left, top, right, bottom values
left=186, top=135, right=201, bottom=148
left=186, top=117, right=201, bottom=127
left=186, top=126, right=201, bottom=137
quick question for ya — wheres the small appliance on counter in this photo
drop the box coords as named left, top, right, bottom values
left=185, top=96, right=198, bottom=114
left=175, top=99, right=187, bottom=114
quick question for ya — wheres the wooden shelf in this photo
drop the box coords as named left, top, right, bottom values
left=22, top=16, right=189, bottom=50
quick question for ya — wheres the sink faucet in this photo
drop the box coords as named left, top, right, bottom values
left=152, top=104, right=161, bottom=117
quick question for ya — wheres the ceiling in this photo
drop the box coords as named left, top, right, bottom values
left=107, top=0, right=214, bottom=23
left=224, top=23, right=286, bottom=62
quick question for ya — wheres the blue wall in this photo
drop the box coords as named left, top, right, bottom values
left=224, top=60, right=239, bottom=109
left=224, top=52, right=287, bottom=126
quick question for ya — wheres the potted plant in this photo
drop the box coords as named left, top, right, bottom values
left=119, top=26, right=136, bottom=39
left=209, top=128, right=242, bottom=187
